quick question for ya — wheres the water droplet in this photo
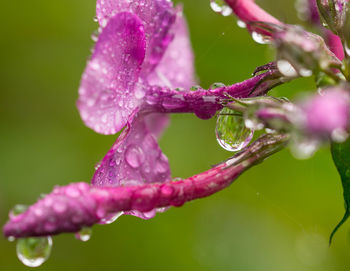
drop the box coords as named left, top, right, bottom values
left=277, top=60, right=298, bottom=77
left=291, top=137, right=319, bottom=159
left=175, top=87, right=185, bottom=91
left=299, top=68, right=312, bottom=77
left=9, top=204, right=28, bottom=219
left=75, top=227, right=92, bottom=242
left=345, top=43, right=350, bottom=57
left=125, top=146, right=145, bottom=168
left=99, top=212, right=123, bottom=224
left=210, top=82, right=225, bottom=89
left=221, top=6, right=232, bottom=16
left=190, top=85, right=201, bottom=91
left=16, top=236, right=52, bottom=267
left=237, top=20, right=246, bottom=28
left=91, top=30, right=99, bottom=42
left=331, top=128, right=348, bottom=143
left=210, top=0, right=232, bottom=16
left=251, top=32, right=270, bottom=44
left=216, top=107, right=254, bottom=152
left=8, top=236, right=15, bottom=242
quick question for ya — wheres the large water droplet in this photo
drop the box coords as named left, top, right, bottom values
left=216, top=108, right=254, bottom=152
left=16, top=236, right=52, bottom=267
left=75, top=227, right=92, bottom=242
left=277, top=60, right=298, bottom=77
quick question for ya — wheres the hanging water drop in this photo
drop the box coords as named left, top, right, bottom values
left=216, top=107, right=254, bottom=152
left=277, top=60, right=298, bottom=77
left=291, top=137, right=319, bottom=159
left=251, top=32, right=270, bottom=44
left=99, top=212, right=123, bottom=224
left=299, top=68, right=312, bottom=77
left=210, top=0, right=232, bottom=16
left=237, top=20, right=246, bottom=28
left=75, top=227, right=92, bottom=242
left=16, top=236, right=52, bottom=267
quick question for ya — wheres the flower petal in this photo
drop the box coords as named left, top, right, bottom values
left=92, top=111, right=171, bottom=187
left=96, top=0, right=176, bottom=73
left=77, top=12, right=146, bottom=135
left=147, top=8, right=196, bottom=89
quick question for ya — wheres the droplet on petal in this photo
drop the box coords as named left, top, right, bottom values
left=216, top=108, right=254, bottom=152
left=9, top=204, right=28, bottom=219
left=75, top=227, right=92, bottom=242
left=210, top=82, right=225, bottom=89
left=16, top=236, right=52, bottom=267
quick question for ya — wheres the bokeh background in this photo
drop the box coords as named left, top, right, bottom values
left=1, top=0, right=350, bottom=270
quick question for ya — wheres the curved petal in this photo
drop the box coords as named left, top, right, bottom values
left=77, top=12, right=146, bottom=135
left=147, top=9, right=196, bottom=89
left=92, top=111, right=171, bottom=187
left=96, top=0, right=176, bottom=73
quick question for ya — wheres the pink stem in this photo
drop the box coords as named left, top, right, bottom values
left=3, top=134, right=288, bottom=238
left=224, top=0, right=283, bottom=34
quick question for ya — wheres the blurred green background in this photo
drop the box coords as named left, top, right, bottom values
left=1, top=0, right=350, bottom=270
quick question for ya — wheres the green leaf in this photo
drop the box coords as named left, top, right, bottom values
left=330, top=138, right=350, bottom=244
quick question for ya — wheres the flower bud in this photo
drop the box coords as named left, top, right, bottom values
left=316, top=0, right=349, bottom=35
left=304, top=87, right=350, bottom=140
left=273, top=25, right=341, bottom=76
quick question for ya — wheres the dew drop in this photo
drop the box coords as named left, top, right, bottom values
left=16, top=236, right=52, bottom=267
left=9, top=204, right=28, bottom=219
left=299, top=68, right=312, bottom=77
left=210, top=0, right=232, bottom=16
left=277, top=60, right=298, bottom=77
left=331, top=128, right=348, bottom=143
left=125, top=146, right=145, bottom=168
left=237, top=20, right=246, bottom=28
left=75, top=227, right=92, bottom=242
left=216, top=107, right=254, bottom=152
left=99, top=212, right=123, bottom=224
left=210, top=82, right=225, bottom=89
left=345, top=43, right=350, bottom=57
left=251, top=32, right=270, bottom=44
left=91, top=30, right=99, bottom=42
left=291, top=137, right=319, bottom=160
left=8, top=236, right=15, bottom=242
left=190, top=85, right=201, bottom=91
